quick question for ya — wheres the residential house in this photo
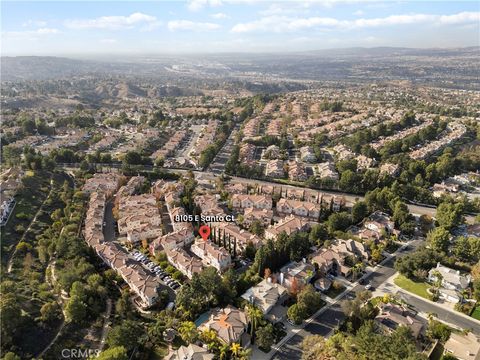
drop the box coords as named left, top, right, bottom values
left=279, top=261, right=315, bottom=293
left=299, top=146, right=316, bottom=163
left=83, top=172, right=123, bottom=197
left=225, top=183, right=249, bottom=194
left=216, top=223, right=263, bottom=251
left=356, top=155, right=377, bottom=170
left=117, top=263, right=161, bottom=307
left=363, top=211, right=398, bottom=239
left=165, top=344, right=214, bottom=360
left=288, top=161, right=308, bottom=182
left=198, top=306, right=250, bottom=346
left=332, top=239, right=370, bottom=261
left=374, top=303, right=424, bottom=339
left=311, top=248, right=352, bottom=277
left=265, top=159, right=285, bottom=178
left=93, top=242, right=160, bottom=308
left=276, top=198, right=321, bottom=219
left=265, top=215, right=311, bottom=241
left=241, top=278, right=288, bottom=323
left=239, top=143, right=257, bottom=165
left=315, top=162, right=339, bottom=181
left=165, top=247, right=203, bottom=279
left=380, top=163, right=400, bottom=177
left=262, top=145, right=281, bottom=160
left=428, top=263, right=472, bottom=303
left=149, top=228, right=195, bottom=255
left=433, top=182, right=460, bottom=198
left=231, top=194, right=273, bottom=210
left=242, top=208, right=273, bottom=227
left=444, top=332, right=480, bottom=360
left=332, top=196, right=346, bottom=212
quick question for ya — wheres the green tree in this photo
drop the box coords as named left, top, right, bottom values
left=352, top=201, right=368, bottom=223
left=309, top=223, right=328, bottom=245
left=297, top=285, right=323, bottom=316
left=427, top=227, right=450, bottom=253
left=178, top=321, right=198, bottom=344
left=96, top=346, right=128, bottom=360
left=256, top=323, right=275, bottom=351
left=436, top=202, right=463, bottom=230
left=40, top=301, right=62, bottom=323
left=65, top=295, right=87, bottom=323
left=107, top=320, right=142, bottom=351
left=123, top=150, right=142, bottom=165
left=0, top=294, right=22, bottom=346
left=339, top=170, right=361, bottom=193
left=2, top=352, right=21, bottom=360
left=246, top=305, right=263, bottom=339
left=327, top=212, right=352, bottom=233
left=287, top=303, right=307, bottom=325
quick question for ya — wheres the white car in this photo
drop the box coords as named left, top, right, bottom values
left=365, top=284, right=372, bottom=290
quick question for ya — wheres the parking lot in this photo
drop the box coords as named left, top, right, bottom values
left=129, top=249, right=182, bottom=295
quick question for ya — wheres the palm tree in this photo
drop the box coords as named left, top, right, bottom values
left=202, top=330, right=219, bottom=352
left=178, top=321, right=197, bottom=344
left=237, top=347, right=252, bottom=360
left=219, top=343, right=230, bottom=360
left=352, top=263, right=365, bottom=281
left=246, top=305, right=263, bottom=341
left=230, top=343, right=241, bottom=358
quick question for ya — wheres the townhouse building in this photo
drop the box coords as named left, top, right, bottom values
left=191, top=239, right=231, bottom=273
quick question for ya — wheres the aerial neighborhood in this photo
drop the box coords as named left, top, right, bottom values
left=1, top=11, right=480, bottom=359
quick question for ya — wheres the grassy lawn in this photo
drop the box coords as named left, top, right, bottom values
left=394, top=275, right=431, bottom=299
left=472, top=306, right=480, bottom=320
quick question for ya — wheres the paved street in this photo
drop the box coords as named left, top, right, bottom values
left=397, top=291, right=480, bottom=334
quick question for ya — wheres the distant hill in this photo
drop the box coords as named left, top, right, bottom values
left=0, top=56, right=98, bottom=81
left=1, top=47, right=478, bottom=90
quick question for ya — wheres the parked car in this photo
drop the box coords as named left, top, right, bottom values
left=171, top=283, right=180, bottom=290
left=365, top=284, right=372, bottom=290
left=286, top=318, right=299, bottom=326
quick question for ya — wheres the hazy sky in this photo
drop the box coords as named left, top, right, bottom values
left=1, top=1, right=479, bottom=55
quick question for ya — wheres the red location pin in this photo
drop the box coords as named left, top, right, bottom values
left=199, top=225, right=211, bottom=241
